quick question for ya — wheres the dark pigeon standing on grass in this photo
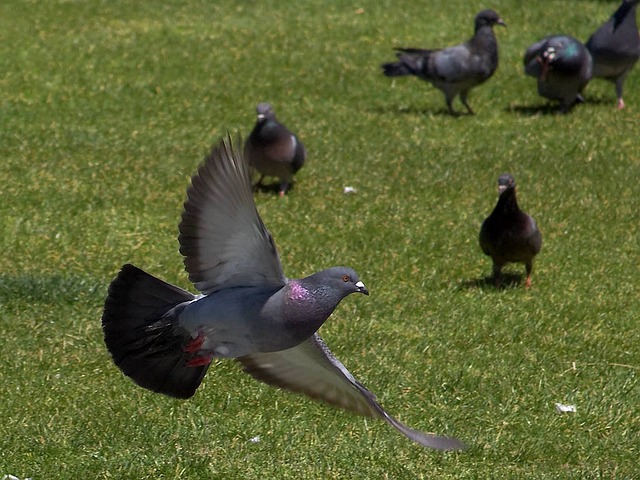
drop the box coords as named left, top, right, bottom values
left=102, top=135, right=465, bottom=451
left=479, top=174, right=542, bottom=289
left=381, top=9, right=506, bottom=114
left=586, top=0, right=640, bottom=109
left=244, top=103, right=306, bottom=196
left=524, top=35, right=593, bottom=112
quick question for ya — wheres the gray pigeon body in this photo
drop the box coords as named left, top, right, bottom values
left=586, top=0, right=640, bottom=109
left=381, top=9, right=506, bottom=114
left=479, top=174, right=542, bottom=289
left=524, top=35, right=593, bottom=112
left=244, top=103, right=306, bottom=196
left=102, top=135, right=464, bottom=451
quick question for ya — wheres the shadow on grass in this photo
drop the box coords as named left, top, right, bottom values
left=457, top=272, right=524, bottom=291
left=506, top=103, right=565, bottom=116
left=0, top=274, right=103, bottom=305
left=371, top=104, right=472, bottom=117
left=506, top=96, right=612, bottom=116
left=252, top=181, right=297, bottom=196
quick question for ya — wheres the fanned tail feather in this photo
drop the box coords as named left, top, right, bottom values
left=102, top=264, right=208, bottom=399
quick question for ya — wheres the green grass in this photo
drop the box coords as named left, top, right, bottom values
left=1, top=0, right=639, bottom=478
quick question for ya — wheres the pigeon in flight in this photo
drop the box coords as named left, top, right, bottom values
left=102, top=135, right=465, bottom=451
left=585, top=0, right=640, bottom=109
left=381, top=9, right=506, bottom=114
left=244, top=103, right=306, bottom=196
left=524, top=35, right=593, bottom=112
left=479, top=174, right=542, bottom=289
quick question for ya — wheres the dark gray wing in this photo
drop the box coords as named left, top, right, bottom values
left=179, top=134, right=286, bottom=294
left=238, top=333, right=466, bottom=451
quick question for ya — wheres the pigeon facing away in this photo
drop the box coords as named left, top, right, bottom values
left=381, top=9, right=506, bottom=114
left=524, top=35, right=593, bottom=112
left=479, top=174, right=542, bottom=289
left=102, top=135, right=465, bottom=451
left=244, top=103, right=306, bottom=196
left=585, top=0, right=640, bottom=109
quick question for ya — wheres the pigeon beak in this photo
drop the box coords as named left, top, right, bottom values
left=257, top=114, right=266, bottom=120
left=355, top=281, right=369, bottom=296
left=497, top=18, right=506, bottom=27
left=498, top=185, right=508, bottom=194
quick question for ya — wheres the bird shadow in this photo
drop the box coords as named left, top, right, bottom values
left=0, top=273, right=103, bottom=304
left=505, top=103, right=567, bottom=116
left=457, top=272, right=524, bottom=291
left=253, top=181, right=297, bottom=196
left=371, top=104, right=471, bottom=118
left=506, top=96, right=612, bottom=116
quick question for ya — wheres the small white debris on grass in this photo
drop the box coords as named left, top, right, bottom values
left=249, top=435, right=261, bottom=443
left=343, top=186, right=357, bottom=194
left=555, top=403, right=577, bottom=413
left=3, top=475, right=33, bottom=480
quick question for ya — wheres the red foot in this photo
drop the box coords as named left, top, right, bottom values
left=186, top=354, right=213, bottom=367
left=525, top=276, right=533, bottom=289
left=184, top=333, right=205, bottom=353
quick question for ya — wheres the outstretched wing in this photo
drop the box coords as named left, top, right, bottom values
left=238, top=334, right=465, bottom=451
left=179, top=134, right=286, bottom=294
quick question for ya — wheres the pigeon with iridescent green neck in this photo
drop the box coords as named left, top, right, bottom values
left=524, top=35, right=593, bottom=112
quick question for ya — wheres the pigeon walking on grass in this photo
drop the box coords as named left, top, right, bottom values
left=244, top=103, right=306, bottom=196
left=479, top=174, right=542, bottom=289
left=585, top=0, right=640, bottom=109
left=102, top=135, right=464, bottom=451
left=381, top=9, right=506, bottom=114
left=524, top=35, right=593, bottom=112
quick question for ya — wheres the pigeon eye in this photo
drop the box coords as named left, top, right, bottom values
left=341, top=274, right=350, bottom=282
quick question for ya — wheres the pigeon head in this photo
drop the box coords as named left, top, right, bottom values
left=497, top=173, right=516, bottom=195
left=321, top=267, right=369, bottom=297
left=299, top=267, right=369, bottom=301
left=474, top=9, right=506, bottom=30
left=256, top=102, right=275, bottom=122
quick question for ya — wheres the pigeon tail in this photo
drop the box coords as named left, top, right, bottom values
left=382, top=61, right=415, bottom=77
left=102, top=264, right=208, bottom=399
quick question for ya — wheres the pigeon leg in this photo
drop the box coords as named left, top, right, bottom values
left=492, top=263, right=503, bottom=288
left=525, top=261, right=533, bottom=289
left=460, top=92, right=474, bottom=115
left=278, top=181, right=290, bottom=197
left=616, top=74, right=628, bottom=110
left=445, top=95, right=457, bottom=115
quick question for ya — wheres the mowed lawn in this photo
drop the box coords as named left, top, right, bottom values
left=1, top=0, right=639, bottom=478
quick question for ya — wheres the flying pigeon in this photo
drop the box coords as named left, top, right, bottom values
left=381, top=9, right=506, bottom=114
left=585, top=0, right=640, bottom=109
left=102, top=135, right=465, bottom=451
left=524, top=35, right=593, bottom=112
left=244, top=103, right=306, bottom=196
left=479, top=174, right=542, bottom=289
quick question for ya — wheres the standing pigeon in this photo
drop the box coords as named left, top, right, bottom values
left=479, top=174, right=542, bottom=289
left=244, top=103, right=306, bottom=196
left=585, top=0, right=640, bottom=109
left=524, top=35, right=593, bottom=112
left=381, top=9, right=506, bottom=114
left=102, top=135, right=464, bottom=451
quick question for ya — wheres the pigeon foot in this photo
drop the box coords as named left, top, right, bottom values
left=617, top=98, right=625, bottom=110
